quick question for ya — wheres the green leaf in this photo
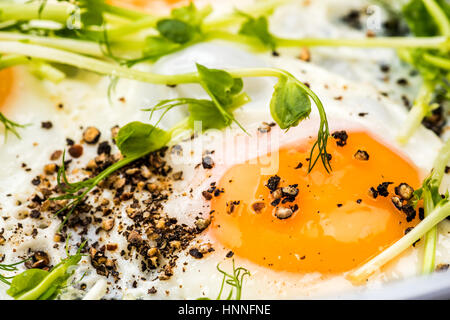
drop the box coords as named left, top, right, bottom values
left=143, top=36, right=181, bottom=58
left=6, top=269, right=48, bottom=298
left=156, top=19, right=196, bottom=44
left=6, top=244, right=85, bottom=300
left=146, top=94, right=250, bottom=132
left=37, top=281, right=60, bottom=300
left=397, top=0, right=450, bottom=144
left=403, top=0, right=439, bottom=36
left=196, top=63, right=243, bottom=107
left=77, top=0, right=106, bottom=27
left=402, top=0, right=450, bottom=36
left=52, top=123, right=170, bottom=231
left=148, top=98, right=225, bottom=129
left=171, top=2, right=211, bottom=27
left=239, top=15, right=276, bottom=50
left=411, top=177, right=449, bottom=209
left=154, top=2, right=210, bottom=45
left=195, top=63, right=247, bottom=130
left=404, top=49, right=447, bottom=82
left=187, top=99, right=230, bottom=130
left=115, top=121, right=171, bottom=158
left=185, top=95, right=249, bottom=130
left=270, top=76, right=311, bottom=129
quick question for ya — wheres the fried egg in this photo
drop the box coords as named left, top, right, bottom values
left=0, top=0, right=449, bottom=300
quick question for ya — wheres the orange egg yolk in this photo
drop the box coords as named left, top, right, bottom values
left=210, top=131, right=421, bottom=274
left=0, top=68, right=14, bottom=111
left=108, top=0, right=189, bottom=11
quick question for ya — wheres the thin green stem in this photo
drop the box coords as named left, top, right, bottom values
left=0, top=259, right=29, bottom=285
left=16, top=266, right=66, bottom=300
left=104, top=4, right=212, bottom=41
left=422, top=189, right=437, bottom=274
left=56, top=153, right=140, bottom=232
left=422, top=0, right=450, bottom=36
left=0, top=1, right=149, bottom=23
left=350, top=139, right=450, bottom=282
left=0, top=112, right=28, bottom=140
left=0, top=32, right=104, bottom=57
left=203, top=0, right=292, bottom=30
left=106, top=16, right=159, bottom=40
left=397, top=81, right=435, bottom=145
left=0, top=2, right=73, bottom=23
left=422, top=139, right=450, bottom=274
left=423, top=53, right=450, bottom=70
left=91, top=154, right=140, bottom=186
left=430, top=138, right=450, bottom=184
left=0, top=41, right=325, bottom=91
left=348, top=200, right=450, bottom=284
left=102, top=3, right=149, bottom=20
left=167, top=118, right=190, bottom=139
left=275, top=36, right=449, bottom=49
left=227, top=67, right=330, bottom=172
left=29, top=61, right=66, bottom=83
left=15, top=248, right=83, bottom=301
left=0, top=41, right=200, bottom=84
left=0, top=54, right=30, bottom=69
left=205, top=30, right=267, bottom=51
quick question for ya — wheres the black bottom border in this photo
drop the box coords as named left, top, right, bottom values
left=0, top=299, right=447, bottom=318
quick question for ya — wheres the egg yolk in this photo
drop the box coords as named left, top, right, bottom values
left=210, top=131, right=421, bottom=274
left=0, top=68, right=14, bottom=111
left=108, top=0, right=189, bottom=11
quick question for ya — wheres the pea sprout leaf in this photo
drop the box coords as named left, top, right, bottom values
left=396, top=0, right=450, bottom=143
left=171, top=2, right=212, bottom=27
left=145, top=93, right=250, bottom=132
left=6, top=269, right=49, bottom=299
left=197, top=64, right=243, bottom=104
left=402, top=0, right=439, bottom=36
left=156, top=19, right=196, bottom=44
left=4, top=242, right=86, bottom=300
left=196, top=63, right=246, bottom=129
left=115, top=121, right=171, bottom=158
left=155, top=2, right=210, bottom=45
left=146, top=98, right=225, bottom=130
left=238, top=13, right=276, bottom=50
left=270, top=75, right=311, bottom=129
left=402, top=0, right=450, bottom=37
left=142, top=36, right=181, bottom=60
left=53, top=122, right=170, bottom=230
left=410, top=177, right=449, bottom=209
left=56, top=122, right=170, bottom=200
left=400, top=0, right=450, bottom=81
left=74, top=0, right=107, bottom=28
left=402, top=49, right=448, bottom=83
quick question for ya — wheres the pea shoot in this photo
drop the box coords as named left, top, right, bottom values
left=0, top=241, right=86, bottom=300
left=48, top=61, right=329, bottom=229
left=53, top=123, right=171, bottom=230
left=0, top=112, right=28, bottom=141
left=198, top=260, right=251, bottom=300
left=348, top=138, right=450, bottom=283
